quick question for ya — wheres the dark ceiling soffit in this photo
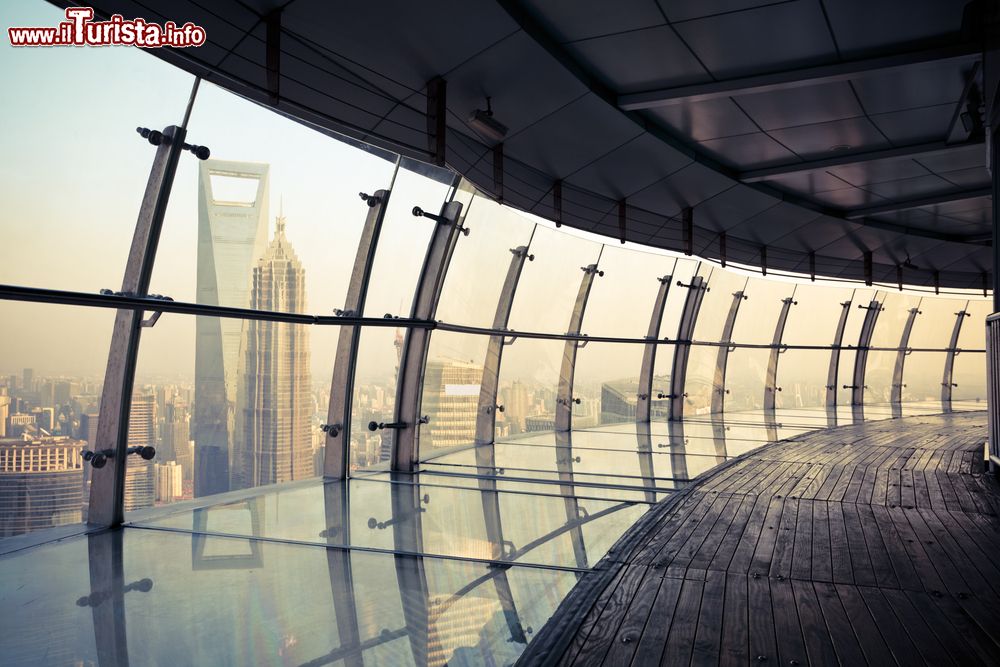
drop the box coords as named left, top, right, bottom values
left=619, top=42, right=982, bottom=110
left=845, top=187, right=991, bottom=219
left=857, top=215, right=990, bottom=245
left=739, top=139, right=985, bottom=183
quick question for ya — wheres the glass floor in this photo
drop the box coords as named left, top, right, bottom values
left=0, top=402, right=986, bottom=666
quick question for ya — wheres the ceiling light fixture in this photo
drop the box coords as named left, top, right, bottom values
left=468, top=96, right=508, bottom=143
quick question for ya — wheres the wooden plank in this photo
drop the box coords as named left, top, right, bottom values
left=790, top=498, right=813, bottom=581
left=856, top=585, right=937, bottom=666
left=565, top=565, right=649, bottom=666
left=842, top=502, right=876, bottom=586
left=747, top=574, right=778, bottom=666
left=833, top=584, right=898, bottom=665
left=769, top=578, right=808, bottom=667
left=691, top=570, right=726, bottom=665
left=855, top=503, right=899, bottom=589
left=600, top=570, right=663, bottom=667
left=659, top=577, right=704, bottom=666
left=629, top=575, right=683, bottom=666
left=719, top=574, right=748, bottom=667
left=791, top=579, right=839, bottom=665
left=559, top=567, right=629, bottom=665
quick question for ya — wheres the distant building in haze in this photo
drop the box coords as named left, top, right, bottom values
left=231, top=210, right=313, bottom=489
left=194, top=160, right=270, bottom=497
left=0, top=435, right=84, bottom=537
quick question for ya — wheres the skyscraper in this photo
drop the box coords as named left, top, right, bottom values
left=194, top=160, right=270, bottom=497
left=0, top=435, right=85, bottom=537
left=124, top=393, right=156, bottom=512
left=231, top=211, right=312, bottom=489
left=421, top=359, right=482, bottom=451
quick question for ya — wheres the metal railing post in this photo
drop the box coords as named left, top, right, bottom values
left=391, top=193, right=466, bottom=472
left=826, top=300, right=853, bottom=410
left=474, top=241, right=535, bottom=447
left=88, top=124, right=194, bottom=527
left=323, top=186, right=394, bottom=479
left=851, top=298, right=883, bottom=409
left=669, top=276, right=707, bottom=421
left=711, top=289, right=748, bottom=414
left=890, top=305, right=922, bottom=413
left=555, top=259, right=604, bottom=432
left=637, top=274, right=673, bottom=422
left=764, top=295, right=797, bottom=413
left=941, top=305, right=970, bottom=410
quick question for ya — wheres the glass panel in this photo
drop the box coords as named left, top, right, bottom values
left=507, top=225, right=602, bottom=335
left=662, top=259, right=700, bottom=339
left=692, top=265, right=747, bottom=342
left=573, top=343, right=645, bottom=426
left=782, top=283, right=855, bottom=346
left=870, top=292, right=920, bottom=349
left=129, top=313, right=335, bottom=509
left=864, top=350, right=897, bottom=405
left=836, top=348, right=857, bottom=407
left=0, top=301, right=114, bottom=538
left=902, top=352, right=948, bottom=403
left=725, top=348, right=771, bottom=411
left=958, top=299, right=991, bottom=351
left=435, top=193, right=536, bottom=327
left=419, top=331, right=489, bottom=455
left=842, top=288, right=877, bottom=348
left=364, top=161, right=454, bottom=318
left=952, top=351, right=987, bottom=402
left=150, top=80, right=398, bottom=314
left=581, top=246, right=675, bottom=338
left=0, top=1, right=194, bottom=293
left=683, top=344, right=718, bottom=416
left=494, top=339, right=562, bottom=438
left=0, top=536, right=97, bottom=664
left=908, top=297, right=966, bottom=350
left=730, top=276, right=794, bottom=344
left=774, top=349, right=834, bottom=408
left=350, top=327, right=401, bottom=471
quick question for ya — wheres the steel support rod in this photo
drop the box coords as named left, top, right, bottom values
left=89, top=124, right=187, bottom=527
left=764, top=295, right=796, bottom=413
left=890, top=305, right=922, bottom=411
left=391, top=195, right=466, bottom=472
left=852, top=298, right=883, bottom=407
left=941, top=305, right=970, bottom=410
left=555, top=260, right=604, bottom=432
left=636, top=274, right=673, bottom=423
left=826, top=300, right=853, bottom=409
left=669, top=275, right=707, bottom=421
left=475, top=243, right=534, bottom=446
left=391, top=477, right=430, bottom=664
left=636, top=423, right=657, bottom=504
left=711, top=289, right=748, bottom=414
left=324, top=187, right=393, bottom=479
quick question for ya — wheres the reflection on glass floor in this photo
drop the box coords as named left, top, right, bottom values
left=0, top=403, right=986, bottom=665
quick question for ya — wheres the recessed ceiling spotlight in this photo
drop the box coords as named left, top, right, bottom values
left=829, top=144, right=851, bottom=152
left=468, top=96, right=508, bottom=144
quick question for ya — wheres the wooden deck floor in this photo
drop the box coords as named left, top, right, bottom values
left=520, top=412, right=1000, bottom=666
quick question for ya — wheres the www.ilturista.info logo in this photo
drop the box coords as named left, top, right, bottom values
left=7, top=7, right=207, bottom=48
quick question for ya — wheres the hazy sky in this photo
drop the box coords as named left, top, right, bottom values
left=0, top=0, right=989, bottom=390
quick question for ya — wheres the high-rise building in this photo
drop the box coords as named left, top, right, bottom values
left=421, top=359, right=482, bottom=451
left=124, top=394, right=156, bottom=512
left=231, top=211, right=312, bottom=489
left=21, top=368, right=33, bottom=393
left=79, top=412, right=99, bottom=446
left=0, top=435, right=84, bottom=537
left=0, top=392, right=9, bottom=438
left=194, top=160, right=270, bottom=497
left=155, top=461, right=183, bottom=503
